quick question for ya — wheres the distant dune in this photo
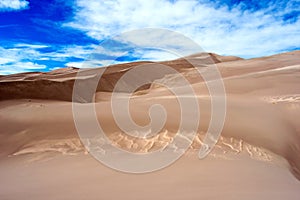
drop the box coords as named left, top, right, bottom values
left=0, top=51, right=300, bottom=200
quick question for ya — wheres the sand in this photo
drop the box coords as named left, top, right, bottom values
left=0, top=51, right=300, bottom=199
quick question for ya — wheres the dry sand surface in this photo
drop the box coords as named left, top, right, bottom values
left=1, top=51, right=300, bottom=199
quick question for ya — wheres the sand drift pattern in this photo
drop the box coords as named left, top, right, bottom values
left=72, top=28, right=226, bottom=173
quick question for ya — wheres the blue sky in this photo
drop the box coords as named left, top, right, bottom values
left=0, top=0, right=299, bottom=74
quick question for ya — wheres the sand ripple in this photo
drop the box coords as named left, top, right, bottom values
left=10, top=130, right=274, bottom=164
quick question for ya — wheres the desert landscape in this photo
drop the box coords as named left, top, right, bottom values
left=1, top=51, right=300, bottom=199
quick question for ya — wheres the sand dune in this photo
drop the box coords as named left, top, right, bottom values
left=0, top=51, right=300, bottom=199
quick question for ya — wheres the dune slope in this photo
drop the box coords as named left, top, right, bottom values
left=0, top=51, right=300, bottom=199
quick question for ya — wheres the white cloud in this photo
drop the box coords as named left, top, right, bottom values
left=65, top=49, right=178, bottom=68
left=0, top=0, right=29, bottom=12
left=0, top=46, right=42, bottom=65
left=136, top=50, right=178, bottom=61
left=0, top=57, right=14, bottom=65
left=65, top=62, right=83, bottom=68
left=66, top=60, right=110, bottom=68
left=14, top=43, right=49, bottom=49
left=0, top=44, right=97, bottom=74
left=14, top=61, right=46, bottom=70
left=66, top=0, right=300, bottom=58
left=0, top=46, right=47, bottom=74
left=0, top=62, right=46, bottom=75
left=56, top=45, right=97, bottom=59
left=0, top=44, right=95, bottom=63
left=0, top=43, right=130, bottom=74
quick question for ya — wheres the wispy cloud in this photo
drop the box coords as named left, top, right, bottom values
left=0, top=0, right=29, bottom=12
left=0, top=62, right=47, bottom=75
left=14, top=43, right=49, bottom=49
left=0, top=46, right=46, bottom=74
left=1, top=0, right=299, bottom=75
left=0, top=44, right=97, bottom=74
left=0, top=61, right=46, bottom=75
left=67, top=0, right=300, bottom=58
